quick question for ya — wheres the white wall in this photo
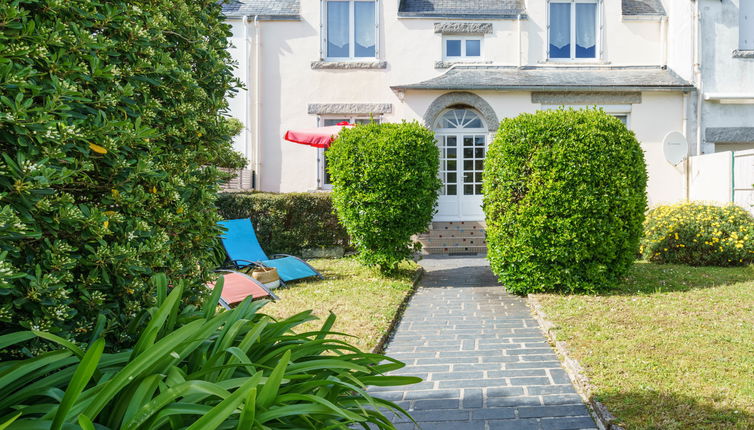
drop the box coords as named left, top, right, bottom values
left=689, top=149, right=754, bottom=214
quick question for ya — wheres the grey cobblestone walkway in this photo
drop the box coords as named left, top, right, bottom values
left=371, top=257, right=598, bottom=430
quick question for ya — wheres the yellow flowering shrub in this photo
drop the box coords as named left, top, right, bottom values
left=641, top=203, right=754, bottom=266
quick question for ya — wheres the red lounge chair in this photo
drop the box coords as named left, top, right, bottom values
left=208, top=270, right=278, bottom=309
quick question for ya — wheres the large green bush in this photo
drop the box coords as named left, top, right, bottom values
left=483, top=108, right=648, bottom=294
left=0, top=275, right=418, bottom=429
left=642, top=202, right=754, bottom=266
left=216, top=192, right=350, bottom=255
left=327, top=122, right=441, bottom=271
left=0, top=0, right=244, bottom=354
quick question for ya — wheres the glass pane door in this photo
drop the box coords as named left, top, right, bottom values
left=440, top=135, right=458, bottom=196
left=462, top=135, right=485, bottom=195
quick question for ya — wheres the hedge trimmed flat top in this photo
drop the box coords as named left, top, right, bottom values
left=218, top=218, right=323, bottom=283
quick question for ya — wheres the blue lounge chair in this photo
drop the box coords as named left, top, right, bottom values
left=218, top=218, right=323, bottom=284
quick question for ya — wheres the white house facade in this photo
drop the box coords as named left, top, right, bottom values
left=221, top=0, right=750, bottom=225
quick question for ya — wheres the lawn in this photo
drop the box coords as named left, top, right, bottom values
left=534, top=262, right=754, bottom=430
left=261, top=258, right=421, bottom=353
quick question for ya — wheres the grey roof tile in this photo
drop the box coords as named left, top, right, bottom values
left=399, top=0, right=525, bottom=18
left=622, top=0, right=666, bottom=16
left=392, top=66, right=693, bottom=92
left=221, top=0, right=300, bottom=20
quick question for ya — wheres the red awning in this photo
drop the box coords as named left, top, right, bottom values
left=283, top=122, right=355, bottom=149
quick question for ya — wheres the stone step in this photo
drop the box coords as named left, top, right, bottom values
left=431, top=220, right=486, bottom=231
left=417, top=230, right=486, bottom=240
left=422, top=245, right=487, bottom=255
left=420, top=237, right=487, bottom=247
left=415, top=220, right=488, bottom=255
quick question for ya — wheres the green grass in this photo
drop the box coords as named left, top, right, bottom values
left=262, top=258, right=420, bottom=353
left=535, top=262, right=754, bottom=430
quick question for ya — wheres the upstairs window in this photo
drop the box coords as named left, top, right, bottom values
left=324, top=0, right=378, bottom=59
left=443, top=36, right=483, bottom=60
left=549, top=0, right=599, bottom=60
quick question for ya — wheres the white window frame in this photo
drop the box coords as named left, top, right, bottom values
left=317, top=115, right=381, bottom=189
left=442, top=35, right=484, bottom=61
left=541, top=105, right=632, bottom=128
left=321, top=0, right=380, bottom=61
left=547, top=0, right=602, bottom=61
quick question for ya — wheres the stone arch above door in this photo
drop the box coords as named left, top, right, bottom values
left=424, top=92, right=499, bottom=132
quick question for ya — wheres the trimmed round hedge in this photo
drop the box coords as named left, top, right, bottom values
left=642, top=203, right=754, bottom=266
left=483, top=108, right=648, bottom=294
left=327, top=122, right=441, bottom=272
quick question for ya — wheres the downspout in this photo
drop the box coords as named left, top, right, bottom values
left=517, top=14, right=523, bottom=67
left=253, top=15, right=262, bottom=190
left=693, top=1, right=703, bottom=156
left=242, top=16, right=252, bottom=180
left=660, top=16, right=668, bottom=67
left=683, top=91, right=690, bottom=200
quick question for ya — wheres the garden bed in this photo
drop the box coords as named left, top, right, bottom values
left=262, top=258, right=421, bottom=353
left=534, top=262, right=754, bottom=429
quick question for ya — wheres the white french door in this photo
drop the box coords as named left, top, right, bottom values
left=436, top=133, right=487, bottom=221
left=434, top=108, right=488, bottom=221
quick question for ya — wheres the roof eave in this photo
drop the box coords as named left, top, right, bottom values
left=223, top=14, right=301, bottom=21
left=391, top=85, right=695, bottom=92
left=397, top=12, right=526, bottom=20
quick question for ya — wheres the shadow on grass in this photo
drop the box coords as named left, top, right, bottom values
left=596, top=389, right=754, bottom=430
left=606, top=262, right=754, bottom=296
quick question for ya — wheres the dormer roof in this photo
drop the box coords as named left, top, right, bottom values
left=398, top=0, right=525, bottom=19
left=622, top=0, right=666, bottom=16
left=221, top=0, right=300, bottom=20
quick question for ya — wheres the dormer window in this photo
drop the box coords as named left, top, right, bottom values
left=549, top=0, right=600, bottom=60
left=324, top=0, right=378, bottom=60
left=443, top=36, right=482, bottom=60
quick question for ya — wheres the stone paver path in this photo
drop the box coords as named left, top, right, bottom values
left=371, top=257, right=598, bottom=430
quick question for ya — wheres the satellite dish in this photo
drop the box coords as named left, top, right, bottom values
left=663, top=131, right=688, bottom=165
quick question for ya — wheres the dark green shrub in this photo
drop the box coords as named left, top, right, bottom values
left=327, top=122, right=441, bottom=271
left=215, top=192, right=350, bottom=255
left=0, top=0, right=244, bottom=354
left=0, top=275, right=419, bottom=429
left=483, top=108, right=648, bottom=294
left=642, top=203, right=754, bottom=266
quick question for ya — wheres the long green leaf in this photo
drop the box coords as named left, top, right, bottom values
left=50, top=338, right=104, bottom=430
left=81, top=319, right=205, bottom=419
left=316, top=312, right=337, bottom=340
left=118, top=374, right=163, bottom=430
left=359, top=376, right=422, bottom=386
left=0, top=350, right=72, bottom=394
left=256, top=350, right=290, bottom=409
left=31, top=331, right=85, bottom=359
left=130, top=283, right=184, bottom=359
left=276, top=393, right=365, bottom=422
left=122, top=380, right=234, bottom=430
left=184, top=374, right=262, bottom=430
left=236, top=387, right=256, bottom=430
left=0, top=332, right=34, bottom=350
left=77, top=415, right=94, bottom=430
left=0, top=412, right=21, bottom=430
left=203, top=273, right=224, bottom=319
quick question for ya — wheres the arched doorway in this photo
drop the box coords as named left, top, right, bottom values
left=434, top=107, right=488, bottom=221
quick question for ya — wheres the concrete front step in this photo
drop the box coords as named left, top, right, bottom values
left=422, top=246, right=487, bottom=255
left=431, top=221, right=486, bottom=231
left=420, top=237, right=487, bottom=247
left=416, top=221, right=488, bottom=255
